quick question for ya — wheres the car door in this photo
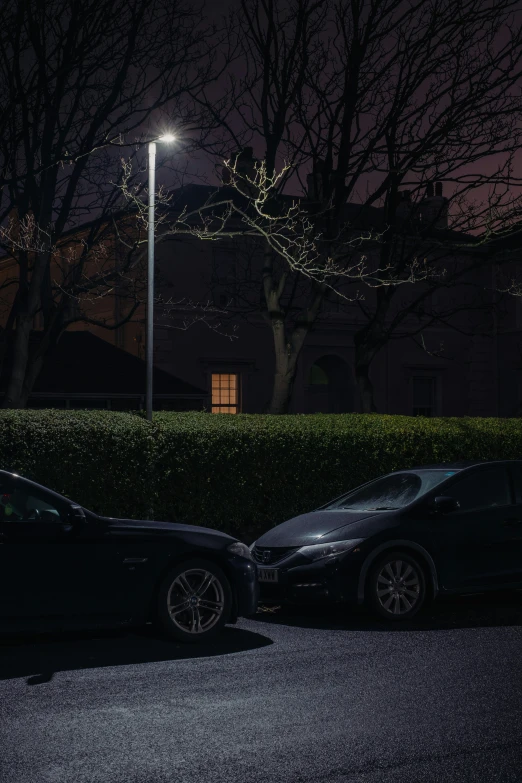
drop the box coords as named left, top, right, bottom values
left=0, top=476, right=136, bottom=625
left=0, top=477, right=81, bottom=621
left=430, top=465, right=522, bottom=590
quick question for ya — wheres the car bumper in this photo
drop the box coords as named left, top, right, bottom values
left=226, top=557, right=259, bottom=617
left=258, top=556, right=361, bottom=606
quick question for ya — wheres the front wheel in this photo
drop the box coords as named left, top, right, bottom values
left=156, top=559, right=232, bottom=642
left=366, top=551, right=426, bottom=621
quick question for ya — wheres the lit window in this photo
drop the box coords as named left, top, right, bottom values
left=211, top=373, right=240, bottom=414
left=412, top=376, right=437, bottom=417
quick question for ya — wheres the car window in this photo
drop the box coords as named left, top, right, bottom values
left=444, top=467, right=512, bottom=512
left=326, top=470, right=456, bottom=511
left=0, top=480, right=63, bottom=522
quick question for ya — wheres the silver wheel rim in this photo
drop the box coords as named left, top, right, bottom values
left=376, top=560, right=421, bottom=615
left=167, top=568, right=225, bottom=634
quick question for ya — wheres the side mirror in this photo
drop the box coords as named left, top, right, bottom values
left=67, top=505, right=86, bottom=523
left=429, top=496, right=460, bottom=515
left=40, top=509, right=60, bottom=523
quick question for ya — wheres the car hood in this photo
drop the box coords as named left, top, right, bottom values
left=255, top=509, right=386, bottom=547
left=103, top=517, right=237, bottom=542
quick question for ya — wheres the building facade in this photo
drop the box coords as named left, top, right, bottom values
left=146, top=215, right=521, bottom=418
left=1, top=182, right=521, bottom=417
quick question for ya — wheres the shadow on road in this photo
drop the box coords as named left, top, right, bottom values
left=0, top=624, right=273, bottom=684
left=253, top=591, right=522, bottom=632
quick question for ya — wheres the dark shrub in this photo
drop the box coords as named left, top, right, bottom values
left=2, top=410, right=521, bottom=541
left=0, top=410, right=155, bottom=519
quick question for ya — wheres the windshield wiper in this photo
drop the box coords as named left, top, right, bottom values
left=367, top=506, right=398, bottom=510
left=336, top=505, right=398, bottom=511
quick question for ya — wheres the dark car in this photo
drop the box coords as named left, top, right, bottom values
left=251, top=460, right=522, bottom=620
left=0, top=470, right=257, bottom=642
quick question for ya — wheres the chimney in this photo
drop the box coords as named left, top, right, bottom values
left=220, top=147, right=258, bottom=189
left=419, top=180, right=447, bottom=229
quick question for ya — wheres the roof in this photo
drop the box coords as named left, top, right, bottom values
left=0, top=331, right=206, bottom=398
left=398, top=460, right=522, bottom=472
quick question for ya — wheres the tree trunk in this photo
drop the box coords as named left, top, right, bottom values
left=2, top=315, right=33, bottom=408
left=2, top=298, right=64, bottom=409
left=19, top=349, right=49, bottom=409
left=353, top=290, right=391, bottom=414
left=354, top=328, right=383, bottom=414
left=268, top=350, right=298, bottom=414
left=355, top=360, right=377, bottom=413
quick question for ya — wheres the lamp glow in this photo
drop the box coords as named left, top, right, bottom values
left=158, top=133, right=176, bottom=142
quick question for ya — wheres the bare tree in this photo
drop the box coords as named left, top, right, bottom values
left=0, top=0, right=220, bottom=408
left=189, top=0, right=522, bottom=413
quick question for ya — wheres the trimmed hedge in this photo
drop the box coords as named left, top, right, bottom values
left=152, top=412, right=522, bottom=540
left=1, top=410, right=522, bottom=541
left=0, top=410, right=156, bottom=520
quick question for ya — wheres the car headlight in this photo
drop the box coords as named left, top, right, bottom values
left=227, top=542, right=253, bottom=560
left=296, top=538, right=364, bottom=562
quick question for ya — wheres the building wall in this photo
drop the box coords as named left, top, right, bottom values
left=2, top=208, right=520, bottom=417
left=150, top=235, right=521, bottom=417
left=0, top=217, right=146, bottom=360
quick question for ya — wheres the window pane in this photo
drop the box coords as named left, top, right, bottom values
left=413, top=377, right=435, bottom=416
left=309, top=364, right=329, bottom=385
left=0, top=480, right=62, bottom=522
left=445, top=468, right=511, bottom=511
left=211, top=373, right=239, bottom=413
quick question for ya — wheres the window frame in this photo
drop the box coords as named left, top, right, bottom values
left=210, top=372, right=241, bottom=414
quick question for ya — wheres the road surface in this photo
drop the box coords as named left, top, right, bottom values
left=1, top=593, right=521, bottom=783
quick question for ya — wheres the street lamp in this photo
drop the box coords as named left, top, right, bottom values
left=146, top=133, right=175, bottom=422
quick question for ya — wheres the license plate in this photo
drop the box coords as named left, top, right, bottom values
left=258, top=567, right=279, bottom=583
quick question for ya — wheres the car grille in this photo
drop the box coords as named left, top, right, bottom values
left=252, top=545, right=298, bottom=565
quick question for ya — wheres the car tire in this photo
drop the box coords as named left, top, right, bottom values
left=156, top=558, right=232, bottom=643
left=366, top=550, right=426, bottom=621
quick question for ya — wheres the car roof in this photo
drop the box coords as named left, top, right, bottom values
left=395, top=459, right=522, bottom=472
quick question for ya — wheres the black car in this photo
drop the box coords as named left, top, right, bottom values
left=251, top=460, right=522, bottom=620
left=0, top=470, right=258, bottom=642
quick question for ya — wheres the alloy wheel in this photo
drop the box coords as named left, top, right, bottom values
left=166, top=568, right=225, bottom=635
left=376, top=559, right=421, bottom=616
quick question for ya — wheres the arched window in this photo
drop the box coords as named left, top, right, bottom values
left=309, top=363, right=329, bottom=385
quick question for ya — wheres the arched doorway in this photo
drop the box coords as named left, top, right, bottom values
left=305, top=354, right=353, bottom=413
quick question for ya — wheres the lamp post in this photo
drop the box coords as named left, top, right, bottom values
left=146, top=134, right=175, bottom=422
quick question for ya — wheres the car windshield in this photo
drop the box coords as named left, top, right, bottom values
left=325, top=470, right=458, bottom=511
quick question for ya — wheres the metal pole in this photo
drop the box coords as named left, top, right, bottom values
left=146, top=142, right=156, bottom=422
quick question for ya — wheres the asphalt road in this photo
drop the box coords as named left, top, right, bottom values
left=1, top=593, right=522, bottom=783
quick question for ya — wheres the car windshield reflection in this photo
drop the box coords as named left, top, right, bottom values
left=327, top=470, right=457, bottom=511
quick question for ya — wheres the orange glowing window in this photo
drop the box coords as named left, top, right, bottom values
left=211, top=373, right=239, bottom=414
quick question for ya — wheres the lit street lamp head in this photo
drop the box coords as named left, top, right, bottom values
left=158, top=133, right=176, bottom=143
